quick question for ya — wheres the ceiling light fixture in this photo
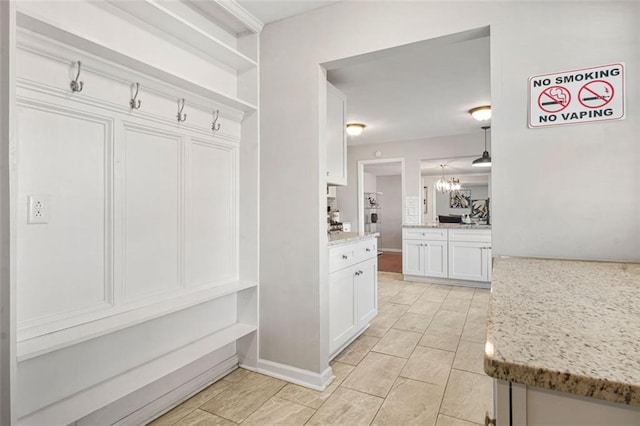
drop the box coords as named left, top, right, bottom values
left=469, top=105, right=491, bottom=121
left=346, top=123, right=366, bottom=136
left=436, top=164, right=461, bottom=193
left=472, top=126, right=492, bottom=168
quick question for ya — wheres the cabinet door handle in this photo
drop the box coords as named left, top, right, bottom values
left=355, top=271, right=360, bottom=276
left=366, top=248, right=371, bottom=252
left=359, top=270, right=363, bottom=274
left=342, top=254, right=348, bottom=259
left=484, top=412, right=496, bottom=426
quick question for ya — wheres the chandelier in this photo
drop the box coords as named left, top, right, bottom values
left=436, top=164, right=461, bottom=193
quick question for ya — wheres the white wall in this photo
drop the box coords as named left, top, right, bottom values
left=0, top=2, right=16, bottom=423
left=259, top=0, right=639, bottom=378
left=436, top=184, right=489, bottom=217
left=363, top=171, right=377, bottom=193
left=376, top=175, right=402, bottom=251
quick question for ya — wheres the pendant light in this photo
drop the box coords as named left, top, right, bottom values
left=472, top=126, right=492, bottom=168
left=436, top=164, right=451, bottom=193
left=436, top=165, right=462, bottom=193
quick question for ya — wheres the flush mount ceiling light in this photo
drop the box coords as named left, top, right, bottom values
left=469, top=105, right=491, bottom=121
left=346, top=123, right=366, bottom=136
left=472, top=126, right=492, bottom=168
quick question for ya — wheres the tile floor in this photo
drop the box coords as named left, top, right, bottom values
left=149, top=271, right=493, bottom=426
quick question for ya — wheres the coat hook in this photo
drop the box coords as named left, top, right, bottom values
left=211, top=109, right=221, bottom=132
left=177, top=98, right=187, bottom=122
left=70, top=61, right=84, bottom=93
left=129, top=82, right=142, bottom=110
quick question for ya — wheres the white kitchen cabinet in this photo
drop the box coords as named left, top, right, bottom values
left=402, top=227, right=491, bottom=285
left=329, top=267, right=357, bottom=353
left=402, top=228, right=448, bottom=279
left=448, top=229, right=492, bottom=282
left=402, top=239, right=447, bottom=278
left=355, top=258, right=377, bottom=326
left=448, top=241, right=491, bottom=281
left=329, top=238, right=377, bottom=357
left=326, top=82, right=347, bottom=186
left=402, top=240, right=424, bottom=276
left=493, top=380, right=640, bottom=425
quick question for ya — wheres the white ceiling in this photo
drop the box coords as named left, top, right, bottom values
left=327, top=31, right=491, bottom=146
left=236, top=1, right=341, bottom=25
left=236, top=2, right=491, bottom=153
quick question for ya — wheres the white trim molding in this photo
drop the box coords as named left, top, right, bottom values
left=255, top=359, right=334, bottom=391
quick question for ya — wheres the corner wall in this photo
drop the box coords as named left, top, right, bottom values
left=259, top=0, right=639, bottom=379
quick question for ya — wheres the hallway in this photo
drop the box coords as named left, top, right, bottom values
left=150, top=272, right=492, bottom=425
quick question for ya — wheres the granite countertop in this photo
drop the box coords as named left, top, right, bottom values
left=403, top=224, right=492, bottom=230
left=484, top=256, right=640, bottom=406
left=328, top=232, right=379, bottom=247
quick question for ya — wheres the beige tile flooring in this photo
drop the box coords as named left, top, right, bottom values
left=150, top=272, right=493, bottom=426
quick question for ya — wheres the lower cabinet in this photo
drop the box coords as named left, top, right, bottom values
left=493, top=379, right=640, bottom=425
left=402, top=239, right=447, bottom=278
left=329, top=239, right=378, bottom=357
left=448, top=241, right=492, bottom=282
left=402, top=228, right=492, bottom=284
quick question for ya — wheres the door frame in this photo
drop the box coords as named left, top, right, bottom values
left=357, top=158, right=405, bottom=235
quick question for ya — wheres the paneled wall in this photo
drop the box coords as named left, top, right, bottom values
left=16, top=38, right=239, bottom=344
left=10, top=2, right=260, bottom=423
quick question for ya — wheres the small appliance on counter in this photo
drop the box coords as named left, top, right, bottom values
left=327, top=207, right=343, bottom=232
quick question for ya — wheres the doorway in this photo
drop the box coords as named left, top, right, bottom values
left=358, top=159, right=404, bottom=272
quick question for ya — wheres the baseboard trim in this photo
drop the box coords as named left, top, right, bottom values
left=256, top=359, right=334, bottom=391
left=379, top=248, right=402, bottom=253
left=403, top=274, right=490, bottom=289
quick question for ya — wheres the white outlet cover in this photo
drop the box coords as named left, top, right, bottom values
left=28, top=195, right=50, bottom=224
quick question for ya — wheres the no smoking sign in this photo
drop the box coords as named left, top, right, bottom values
left=529, top=63, right=624, bottom=128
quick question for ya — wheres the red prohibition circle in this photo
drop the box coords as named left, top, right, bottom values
left=537, top=86, right=571, bottom=113
left=578, top=80, right=614, bottom=109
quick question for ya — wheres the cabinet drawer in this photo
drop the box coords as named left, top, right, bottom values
left=355, top=238, right=377, bottom=261
left=403, top=228, right=447, bottom=241
left=329, top=238, right=377, bottom=273
left=448, top=229, right=492, bottom=243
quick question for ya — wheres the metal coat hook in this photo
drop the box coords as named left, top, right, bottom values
left=177, top=98, right=187, bottom=122
left=211, top=109, right=221, bottom=132
left=70, top=61, right=84, bottom=93
left=129, top=82, right=142, bottom=110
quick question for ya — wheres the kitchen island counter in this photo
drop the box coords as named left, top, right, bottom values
left=403, top=224, right=491, bottom=230
left=485, top=256, right=640, bottom=407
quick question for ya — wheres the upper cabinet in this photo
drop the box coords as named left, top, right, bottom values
left=326, top=82, right=347, bottom=186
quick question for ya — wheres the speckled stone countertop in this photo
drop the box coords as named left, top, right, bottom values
left=403, top=224, right=492, bottom=230
left=484, top=256, right=640, bottom=406
left=328, top=232, right=379, bottom=247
